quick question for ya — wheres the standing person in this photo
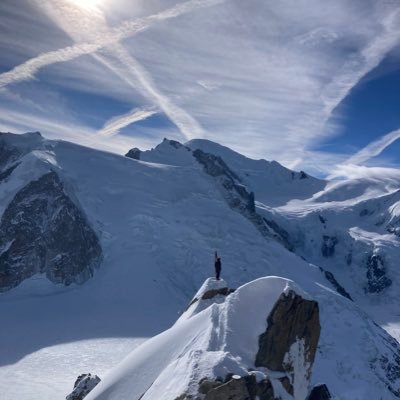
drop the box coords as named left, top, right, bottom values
left=214, top=251, right=222, bottom=280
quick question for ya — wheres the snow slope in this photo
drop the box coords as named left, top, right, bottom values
left=0, top=133, right=338, bottom=399
left=86, top=277, right=400, bottom=400
left=183, top=138, right=400, bottom=333
left=1, top=132, right=400, bottom=399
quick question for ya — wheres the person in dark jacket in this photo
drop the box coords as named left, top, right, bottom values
left=214, top=251, right=222, bottom=280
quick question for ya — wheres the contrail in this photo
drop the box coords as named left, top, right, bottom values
left=94, top=46, right=206, bottom=139
left=35, top=0, right=210, bottom=140
left=0, top=0, right=224, bottom=88
left=345, top=128, right=400, bottom=165
left=97, top=107, right=157, bottom=137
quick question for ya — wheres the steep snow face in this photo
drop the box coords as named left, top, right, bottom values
left=0, top=133, right=338, bottom=400
left=86, top=277, right=400, bottom=400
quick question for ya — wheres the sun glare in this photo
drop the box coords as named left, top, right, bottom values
left=68, top=0, right=104, bottom=11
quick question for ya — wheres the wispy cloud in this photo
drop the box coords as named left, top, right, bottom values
left=0, top=0, right=400, bottom=174
left=0, top=0, right=224, bottom=88
left=97, top=106, right=157, bottom=137
left=345, top=128, right=400, bottom=165
left=36, top=0, right=209, bottom=140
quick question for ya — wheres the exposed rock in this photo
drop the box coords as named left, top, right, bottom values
left=299, top=171, right=308, bottom=179
left=202, top=375, right=274, bottom=400
left=199, top=378, right=223, bottom=394
left=0, top=171, right=103, bottom=291
left=0, top=140, right=21, bottom=167
left=193, top=149, right=293, bottom=251
left=202, top=287, right=236, bottom=300
left=193, top=149, right=241, bottom=181
left=279, top=376, right=293, bottom=396
left=263, top=218, right=293, bottom=251
left=318, top=215, right=326, bottom=225
left=164, top=138, right=189, bottom=150
left=359, top=208, right=373, bottom=217
left=307, top=384, right=331, bottom=400
left=319, top=267, right=352, bottom=301
left=0, top=162, right=19, bottom=183
left=365, top=253, right=392, bottom=293
left=125, top=147, right=142, bottom=160
left=321, top=235, right=338, bottom=257
left=66, top=373, right=101, bottom=400
left=186, top=287, right=235, bottom=310
left=255, top=290, right=320, bottom=395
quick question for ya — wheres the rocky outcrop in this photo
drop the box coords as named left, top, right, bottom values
left=365, top=253, right=392, bottom=293
left=299, top=171, right=308, bottom=179
left=0, top=139, right=21, bottom=168
left=307, top=384, right=331, bottom=400
left=321, top=235, right=338, bottom=257
left=0, top=162, right=20, bottom=183
left=125, top=147, right=142, bottom=160
left=193, top=149, right=293, bottom=251
left=319, top=267, right=352, bottom=301
left=200, top=375, right=274, bottom=400
left=255, top=290, right=320, bottom=396
left=0, top=171, right=102, bottom=291
left=66, top=374, right=101, bottom=400
left=186, top=286, right=235, bottom=310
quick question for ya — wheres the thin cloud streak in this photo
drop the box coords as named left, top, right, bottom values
left=95, top=47, right=206, bottom=140
left=0, top=0, right=225, bottom=88
left=1, top=0, right=400, bottom=176
left=328, top=128, right=400, bottom=179
left=97, top=107, right=157, bottom=137
left=346, top=128, right=400, bottom=165
left=37, top=0, right=208, bottom=140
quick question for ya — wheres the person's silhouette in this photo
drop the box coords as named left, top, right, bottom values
left=214, top=251, right=222, bottom=280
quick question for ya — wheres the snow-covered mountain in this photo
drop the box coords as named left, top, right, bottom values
left=0, top=132, right=400, bottom=399
left=84, top=277, right=400, bottom=400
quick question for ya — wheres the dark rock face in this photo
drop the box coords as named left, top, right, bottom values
left=0, top=140, right=21, bottom=167
left=202, top=287, right=236, bottom=300
left=66, top=373, right=101, bottom=400
left=321, top=235, right=338, bottom=257
left=359, top=208, right=373, bottom=217
left=202, top=375, right=274, bottom=400
left=193, top=149, right=293, bottom=251
left=262, top=218, right=293, bottom=251
left=0, top=171, right=102, bottom=291
left=186, top=287, right=235, bottom=310
left=319, top=267, right=352, bottom=301
left=365, top=253, right=392, bottom=293
left=255, top=290, right=320, bottom=385
left=307, top=384, right=331, bottom=400
left=193, top=149, right=241, bottom=181
left=299, top=171, right=308, bottom=179
left=0, top=162, right=20, bottom=183
left=125, top=147, right=142, bottom=160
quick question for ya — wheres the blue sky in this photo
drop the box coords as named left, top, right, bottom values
left=0, top=0, right=399, bottom=178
